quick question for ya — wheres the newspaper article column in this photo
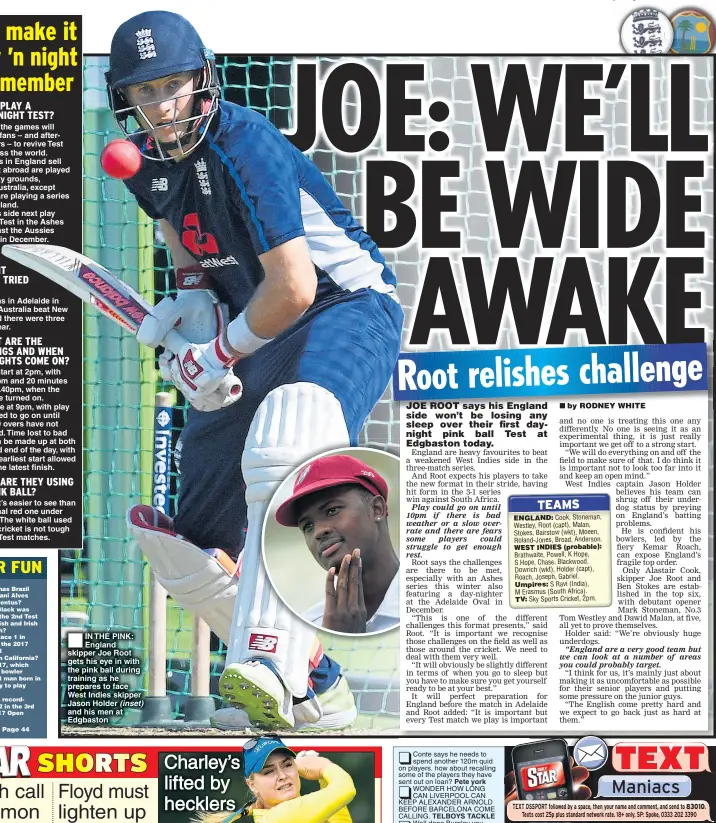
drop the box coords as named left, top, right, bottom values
left=396, top=56, right=712, bottom=735
left=0, top=17, right=82, bottom=548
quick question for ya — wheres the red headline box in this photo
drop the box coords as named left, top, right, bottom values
left=520, top=761, right=566, bottom=790
left=0, top=746, right=383, bottom=779
left=612, top=743, right=710, bottom=772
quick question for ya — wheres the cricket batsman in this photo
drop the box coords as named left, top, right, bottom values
left=110, top=11, right=403, bottom=731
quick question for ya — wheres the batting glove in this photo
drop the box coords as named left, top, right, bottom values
left=166, top=333, right=243, bottom=411
left=159, top=349, right=238, bottom=412
left=137, top=266, right=228, bottom=348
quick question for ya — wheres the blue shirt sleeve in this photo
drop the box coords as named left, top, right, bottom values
left=212, top=122, right=306, bottom=255
left=124, top=178, right=163, bottom=220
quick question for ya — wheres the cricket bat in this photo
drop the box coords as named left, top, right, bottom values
left=1, top=243, right=242, bottom=406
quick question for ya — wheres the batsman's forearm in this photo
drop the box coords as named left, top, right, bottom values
left=245, top=274, right=314, bottom=339
left=222, top=286, right=298, bottom=357
left=160, top=219, right=199, bottom=270
left=224, top=266, right=316, bottom=356
left=246, top=235, right=317, bottom=340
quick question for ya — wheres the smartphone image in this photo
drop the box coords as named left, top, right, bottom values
left=512, top=739, right=575, bottom=800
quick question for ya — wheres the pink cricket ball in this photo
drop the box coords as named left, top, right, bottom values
left=100, top=139, right=142, bottom=179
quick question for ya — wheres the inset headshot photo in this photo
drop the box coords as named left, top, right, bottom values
left=263, top=448, right=400, bottom=636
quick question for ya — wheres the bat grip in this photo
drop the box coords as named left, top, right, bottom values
left=162, top=329, right=243, bottom=406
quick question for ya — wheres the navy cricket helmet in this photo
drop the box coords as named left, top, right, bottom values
left=106, top=11, right=220, bottom=159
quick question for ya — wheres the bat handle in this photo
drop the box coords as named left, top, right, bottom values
left=162, top=329, right=243, bottom=407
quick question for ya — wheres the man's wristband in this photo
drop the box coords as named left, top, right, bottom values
left=213, top=332, right=241, bottom=368
left=226, top=312, right=272, bottom=356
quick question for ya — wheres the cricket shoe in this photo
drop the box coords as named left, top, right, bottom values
left=217, top=659, right=294, bottom=730
left=293, top=676, right=357, bottom=731
left=211, top=673, right=357, bottom=732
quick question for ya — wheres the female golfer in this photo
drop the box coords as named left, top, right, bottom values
left=195, top=737, right=355, bottom=823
